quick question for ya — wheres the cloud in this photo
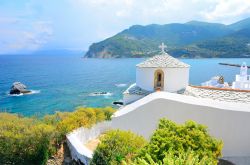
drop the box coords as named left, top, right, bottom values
left=0, top=17, right=21, bottom=24
left=203, top=0, right=250, bottom=23
left=68, top=0, right=250, bottom=48
left=0, top=19, right=53, bottom=54
left=73, top=0, right=250, bottom=25
left=72, top=0, right=218, bottom=24
left=0, top=0, right=249, bottom=53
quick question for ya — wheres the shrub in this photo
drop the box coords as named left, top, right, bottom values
left=55, top=107, right=115, bottom=140
left=91, top=130, right=147, bottom=165
left=0, top=107, right=116, bottom=165
left=0, top=113, right=55, bottom=165
left=138, top=118, right=223, bottom=164
left=126, top=150, right=214, bottom=165
left=102, top=107, right=116, bottom=120
left=42, top=107, right=115, bottom=143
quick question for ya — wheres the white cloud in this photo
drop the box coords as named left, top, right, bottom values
left=65, top=0, right=250, bottom=50
left=0, top=17, right=20, bottom=24
left=203, top=0, right=250, bottom=23
left=72, top=0, right=250, bottom=25
left=0, top=20, right=53, bottom=54
left=1, top=0, right=249, bottom=53
left=72, top=0, right=217, bottom=24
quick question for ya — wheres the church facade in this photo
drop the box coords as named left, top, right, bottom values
left=123, top=43, right=190, bottom=105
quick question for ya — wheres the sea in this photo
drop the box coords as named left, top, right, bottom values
left=0, top=54, right=250, bottom=116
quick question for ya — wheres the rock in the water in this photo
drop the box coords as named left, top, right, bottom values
left=9, top=82, right=31, bottom=94
left=113, top=101, right=124, bottom=106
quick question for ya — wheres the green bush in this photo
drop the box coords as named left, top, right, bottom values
left=54, top=107, right=115, bottom=141
left=0, top=113, right=55, bottom=165
left=138, top=118, right=223, bottom=164
left=91, top=130, right=147, bottom=165
left=0, top=107, right=116, bottom=165
left=42, top=106, right=115, bottom=144
left=127, top=150, right=214, bottom=165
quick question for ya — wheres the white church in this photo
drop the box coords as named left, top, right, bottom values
left=67, top=43, right=250, bottom=165
left=232, top=62, right=250, bottom=90
left=123, top=43, right=190, bottom=104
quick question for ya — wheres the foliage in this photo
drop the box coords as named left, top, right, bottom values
left=138, top=118, right=223, bottom=165
left=90, top=118, right=223, bottom=165
left=0, top=107, right=115, bottom=165
left=91, top=130, right=147, bottom=165
left=0, top=113, right=54, bottom=165
left=123, top=150, right=215, bottom=165
left=52, top=107, right=115, bottom=141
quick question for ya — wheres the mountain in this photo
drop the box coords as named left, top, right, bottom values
left=85, top=17, right=250, bottom=58
left=228, top=17, right=250, bottom=31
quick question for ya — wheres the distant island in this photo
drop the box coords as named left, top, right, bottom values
left=85, top=17, right=250, bottom=58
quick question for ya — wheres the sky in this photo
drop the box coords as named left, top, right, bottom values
left=0, top=0, right=250, bottom=54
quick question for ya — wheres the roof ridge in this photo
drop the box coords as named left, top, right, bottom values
left=136, top=52, right=190, bottom=68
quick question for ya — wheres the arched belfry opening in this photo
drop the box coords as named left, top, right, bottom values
left=154, top=69, right=164, bottom=91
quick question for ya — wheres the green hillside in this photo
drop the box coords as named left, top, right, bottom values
left=85, top=18, right=250, bottom=58
left=168, top=28, right=250, bottom=58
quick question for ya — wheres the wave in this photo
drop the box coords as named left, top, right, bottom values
left=89, top=92, right=113, bottom=97
left=115, top=83, right=127, bottom=87
left=8, top=93, right=24, bottom=97
left=8, top=90, right=41, bottom=97
left=29, top=90, right=41, bottom=94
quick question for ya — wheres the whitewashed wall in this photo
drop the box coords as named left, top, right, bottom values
left=136, top=67, right=155, bottom=91
left=112, top=92, right=250, bottom=162
left=136, top=67, right=189, bottom=92
left=123, top=93, right=145, bottom=105
left=67, top=121, right=111, bottom=164
left=164, top=68, right=189, bottom=92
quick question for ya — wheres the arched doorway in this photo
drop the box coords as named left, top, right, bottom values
left=154, top=69, right=164, bottom=91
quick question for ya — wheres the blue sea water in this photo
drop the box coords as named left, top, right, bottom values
left=0, top=54, right=249, bottom=116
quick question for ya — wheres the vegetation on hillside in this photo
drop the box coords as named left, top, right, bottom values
left=0, top=107, right=115, bottom=165
left=92, top=118, right=223, bottom=165
left=85, top=17, right=250, bottom=58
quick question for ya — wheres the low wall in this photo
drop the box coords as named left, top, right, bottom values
left=66, top=121, right=111, bottom=164
left=123, top=93, right=145, bottom=105
left=112, top=92, right=250, bottom=164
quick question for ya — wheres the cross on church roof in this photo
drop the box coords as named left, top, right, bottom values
left=159, top=42, right=167, bottom=53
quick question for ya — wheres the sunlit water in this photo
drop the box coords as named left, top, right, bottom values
left=0, top=54, right=249, bottom=116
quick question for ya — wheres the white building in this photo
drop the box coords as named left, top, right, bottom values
left=67, top=45, right=250, bottom=165
left=123, top=43, right=190, bottom=104
left=68, top=91, right=250, bottom=165
left=232, top=62, right=250, bottom=90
